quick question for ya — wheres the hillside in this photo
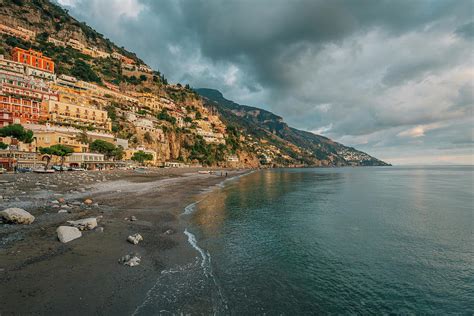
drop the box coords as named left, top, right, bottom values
left=197, top=89, right=390, bottom=167
left=0, top=0, right=388, bottom=168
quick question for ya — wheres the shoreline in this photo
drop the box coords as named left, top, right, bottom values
left=0, top=168, right=252, bottom=315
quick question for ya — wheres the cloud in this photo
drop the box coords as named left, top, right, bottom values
left=57, top=0, right=474, bottom=164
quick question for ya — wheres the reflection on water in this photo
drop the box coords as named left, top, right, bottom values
left=191, top=166, right=474, bottom=314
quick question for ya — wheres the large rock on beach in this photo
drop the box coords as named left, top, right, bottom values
left=127, top=233, right=143, bottom=245
left=119, top=254, right=141, bottom=267
left=0, top=208, right=35, bottom=224
left=67, top=218, right=98, bottom=230
left=57, top=226, right=82, bottom=243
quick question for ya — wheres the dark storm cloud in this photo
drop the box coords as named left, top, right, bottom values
left=58, top=0, right=474, bottom=164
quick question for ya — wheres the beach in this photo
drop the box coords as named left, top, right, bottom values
left=0, top=168, right=248, bottom=315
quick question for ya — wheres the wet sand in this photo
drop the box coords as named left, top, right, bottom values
left=0, top=168, right=249, bottom=315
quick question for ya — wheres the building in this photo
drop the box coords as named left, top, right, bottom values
left=47, top=37, right=66, bottom=47
left=0, top=23, right=35, bottom=41
left=0, top=149, right=40, bottom=170
left=196, top=128, right=225, bottom=144
left=41, top=100, right=111, bottom=131
left=0, top=70, right=59, bottom=125
left=137, top=93, right=163, bottom=112
left=111, top=51, right=135, bottom=65
left=67, top=39, right=85, bottom=51
left=138, top=64, right=152, bottom=73
left=11, top=47, right=55, bottom=74
left=0, top=111, right=13, bottom=127
left=0, top=71, right=59, bottom=101
left=0, top=54, right=26, bottom=75
left=33, top=129, right=88, bottom=153
left=66, top=152, right=105, bottom=170
left=26, top=123, right=115, bottom=151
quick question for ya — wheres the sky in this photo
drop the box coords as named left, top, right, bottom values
left=57, top=0, right=474, bottom=165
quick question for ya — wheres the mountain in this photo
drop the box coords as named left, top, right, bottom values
left=197, top=89, right=390, bottom=167
left=0, top=0, right=388, bottom=168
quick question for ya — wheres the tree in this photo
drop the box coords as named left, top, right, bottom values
left=156, top=109, right=176, bottom=124
left=0, top=124, right=34, bottom=143
left=131, top=151, right=153, bottom=165
left=195, top=111, right=202, bottom=120
left=71, top=59, right=101, bottom=83
left=89, top=139, right=118, bottom=159
left=75, top=129, right=90, bottom=144
left=0, top=124, right=34, bottom=169
left=40, top=144, right=74, bottom=170
left=0, top=142, right=7, bottom=150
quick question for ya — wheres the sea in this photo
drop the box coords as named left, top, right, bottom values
left=134, top=166, right=474, bottom=315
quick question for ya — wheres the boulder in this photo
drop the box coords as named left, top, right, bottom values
left=127, top=233, right=143, bottom=245
left=0, top=208, right=35, bottom=225
left=58, top=198, right=65, bottom=204
left=118, top=254, right=141, bottom=267
left=130, top=216, right=137, bottom=221
left=57, top=226, right=82, bottom=243
left=67, top=217, right=97, bottom=230
left=84, top=199, right=93, bottom=205
left=58, top=209, right=68, bottom=213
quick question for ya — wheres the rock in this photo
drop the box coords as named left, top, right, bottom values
left=57, top=226, right=82, bottom=243
left=118, top=254, right=141, bottom=267
left=0, top=208, right=35, bottom=225
left=67, top=218, right=97, bottom=231
left=58, top=198, right=65, bottom=203
left=58, top=209, right=68, bottom=213
left=127, top=233, right=143, bottom=245
left=164, top=229, right=174, bottom=235
left=130, top=216, right=137, bottom=221
left=84, top=199, right=93, bottom=205
left=51, top=200, right=59, bottom=204
left=92, top=203, right=99, bottom=207
left=95, top=226, right=104, bottom=233
left=72, top=201, right=81, bottom=206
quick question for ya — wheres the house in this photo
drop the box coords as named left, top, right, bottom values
left=67, top=39, right=85, bottom=51
left=47, top=37, right=66, bottom=47
left=11, top=47, right=54, bottom=73
left=0, top=23, right=35, bottom=41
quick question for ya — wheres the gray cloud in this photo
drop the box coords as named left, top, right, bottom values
left=57, top=0, right=474, bottom=164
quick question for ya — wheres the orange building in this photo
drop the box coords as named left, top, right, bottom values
left=0, top=95, right=42, bottom=125
left=11, top=47, right=55, bottom=73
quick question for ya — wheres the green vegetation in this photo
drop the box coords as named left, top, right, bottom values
left=131, top=150, right=153, bottom=165
left=89, top=139, right=123, bottom=160
left=185, top=135, right=226, bottom=166
left=71, top=59, right=101, bottom=83
left=156, top=109, right=176, bottom=124
left=39, top=144, right=74, bottom=170
left=0, top=124, right=34, bottom=143
left=0, top=142, right=8, bottom=150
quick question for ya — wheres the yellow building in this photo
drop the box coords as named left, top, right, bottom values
left=42, top=100, right=111, bottom=131
left=33, top=130, right=88, bottom=153
left=137, top=93, right=163, bottom=112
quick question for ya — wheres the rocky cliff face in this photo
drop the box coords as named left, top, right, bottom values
left=197, top=89, right=390, bottom=167
left=1, top=0, right=389, bottom=168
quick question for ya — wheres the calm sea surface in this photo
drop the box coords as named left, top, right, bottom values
left=135, top=166, right=473, bottom=315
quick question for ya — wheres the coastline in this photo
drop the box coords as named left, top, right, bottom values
left=0, top=168, right=251, bottom=315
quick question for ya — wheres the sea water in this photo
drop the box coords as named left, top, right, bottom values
left=137, top=166, right=474, bottom=314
